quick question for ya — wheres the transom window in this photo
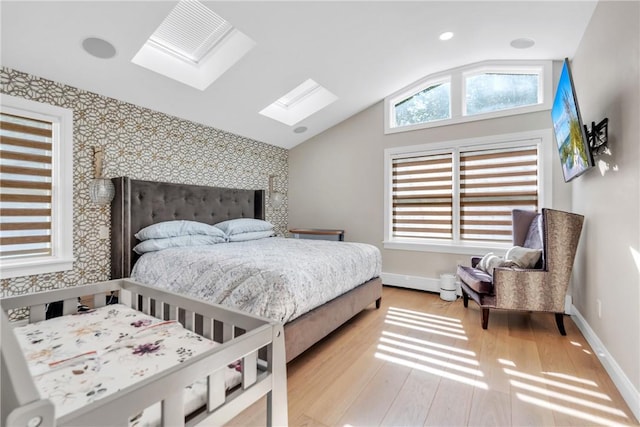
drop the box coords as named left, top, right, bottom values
left=384, top=130, right=552, bottom=254
left=393, top=79, right=451, bottom=127
left=385, top=60, right=552, bottom=134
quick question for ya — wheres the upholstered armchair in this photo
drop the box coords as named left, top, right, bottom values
left=456, top=208, right=584, bottom=335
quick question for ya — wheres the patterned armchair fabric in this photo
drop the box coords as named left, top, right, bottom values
left=456, top=208, right=584, bottom=335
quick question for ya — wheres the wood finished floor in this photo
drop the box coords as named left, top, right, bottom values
left=229, top=286, right=638, bottom=426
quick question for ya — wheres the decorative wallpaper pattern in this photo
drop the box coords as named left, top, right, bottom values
left=1, top=67, right=288, bottom=301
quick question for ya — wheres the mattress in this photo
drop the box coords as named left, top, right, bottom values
left=13, top=304, right=241, bottom=423
left=131, top=237, right=382, bottom=323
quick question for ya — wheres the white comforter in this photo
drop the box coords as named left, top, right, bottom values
left=131, top=237, right=381, bottom=323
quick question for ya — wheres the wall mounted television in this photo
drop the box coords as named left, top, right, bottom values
left=551, top=58, right=594, bottom=182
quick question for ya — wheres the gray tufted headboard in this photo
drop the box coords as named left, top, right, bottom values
left=110, top=177, right=265, bottom=279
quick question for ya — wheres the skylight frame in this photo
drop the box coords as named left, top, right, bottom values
left=131, top=0, right=255, bottom=91
left=260, top=79, right=338, bottom=127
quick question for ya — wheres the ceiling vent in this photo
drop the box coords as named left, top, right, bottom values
left=132, top=0, right=255, bottom=90
left=260, top=79, right=338, bottom=126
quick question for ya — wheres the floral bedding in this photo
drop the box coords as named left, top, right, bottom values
left=13, top=304, right=241, bottom=423
left=131, top=237, right=382, bottom=323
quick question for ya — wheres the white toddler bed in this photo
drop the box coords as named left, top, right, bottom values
left=1, top=278, right=287, bottom=427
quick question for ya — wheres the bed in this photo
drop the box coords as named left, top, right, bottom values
left=1, top=278, right=287, bottom=426
left=110, top=176, right=383, bottom=363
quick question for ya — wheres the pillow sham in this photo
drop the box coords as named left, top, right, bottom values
left=505, top=246, right=542, bottom=269
left=214, top=218, right=274, bottom=236
left=135, top=220, right=226, bottom=241
left=228, top=230, right=275, bottom=242
left=133, top=234, right=226, bottom=254
left=476, top=246, right=542, bottom=276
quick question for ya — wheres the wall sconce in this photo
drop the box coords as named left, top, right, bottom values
left=268, top=175, right=284, bottom=208
left=88, top=146, right=115, bottom=205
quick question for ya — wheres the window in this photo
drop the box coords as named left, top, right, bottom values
left=0, top=95, right=73, bottom=279
left=384, top=130, right=552, bottom=254
left=385, top=60, right=552, bottom=134
left=464, top=68, right=542, bottom=116
left=392, top=79, right=450, bottom=127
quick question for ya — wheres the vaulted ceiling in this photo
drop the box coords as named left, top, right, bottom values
left=0, top=1, right=597, bottom=149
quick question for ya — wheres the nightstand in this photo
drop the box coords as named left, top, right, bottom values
left=289, top=228, right=345, bottom=241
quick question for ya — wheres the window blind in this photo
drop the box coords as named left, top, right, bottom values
left=0, top=112, right=53, bottom=259
left=392, top=153, right=453, bottom=240
left=460, top=146, right=538, bottom=243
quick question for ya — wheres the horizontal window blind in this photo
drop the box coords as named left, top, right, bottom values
left=0, top=112, right=53, bottom=260
left=460, top=146, right=538, bottom=243
left=392, top=153, right=453, bottom=240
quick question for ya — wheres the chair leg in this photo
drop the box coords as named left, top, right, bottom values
left=462, top=290, right=469, bottom=308
left=555, top=312, right=567, bottom=336
left=481, top=308, right=489, bottom=329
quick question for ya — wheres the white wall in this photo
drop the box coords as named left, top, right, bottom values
left=289, top=1, right=639, bottom=415
left=570, top=0, right=640, bottom=409
left=289, top=89, right=569, bottom=281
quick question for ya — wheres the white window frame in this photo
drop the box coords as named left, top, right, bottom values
left=388, top=75, right=452, bottom=128
left=1, top=95, right=74, bottom=279
left=384, top=60, right=553, bottom=134
left=383, top=129, right=553, bottom=255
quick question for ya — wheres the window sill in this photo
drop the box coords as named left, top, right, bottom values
left=383, top=239, right=510, bottom=256
left=0, top=257, right=74, bottom=280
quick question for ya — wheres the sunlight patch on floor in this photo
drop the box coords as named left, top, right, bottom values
left=516, top=393, right=627, bottom=427
left=384, top=319, right=468, bottom=341
left=503, top=368, right=611, bottom=401
left=388, top=306, right=461, bottom=323
left=379, top=336, right=479, bottom=366
left=543, top=371, right=598, bottom=387
left=511, top=379, right=627, bottom=417
left=375, top=307, right=485, bottom=389
left=377, top=344, right=483, bottom=377
left=375, top=351, right=488, bottom=390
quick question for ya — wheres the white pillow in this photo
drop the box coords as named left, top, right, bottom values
left=228, top=230, right=275, bottom=242
left=135, top=220, right=226, bottom=241
left=505, top=246, right=542, bottom=268
left=133, top=234, right=226, bottom=254
left=214, top=218, right=274, bottom=236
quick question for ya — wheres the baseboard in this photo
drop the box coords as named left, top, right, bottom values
left=381, top=272, right=462, bottom=295
left=571, top=304, right=640, bottom=421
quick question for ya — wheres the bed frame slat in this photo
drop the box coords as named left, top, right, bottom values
left=243, top=351, right=258, bottom=389
left=162, top=389, right=184, bottom=426
left=28, top=304, right=46, bottom=323
left=208, top=369, right=226, bottom=411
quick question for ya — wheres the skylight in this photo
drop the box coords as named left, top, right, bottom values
left=132, top=0, right=255, bottom=90
left=260, top=79, right=338, bottom=126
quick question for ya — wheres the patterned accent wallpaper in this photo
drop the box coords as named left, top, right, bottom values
left=1, top=67, right=288, bottom=299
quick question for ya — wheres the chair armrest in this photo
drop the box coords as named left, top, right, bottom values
left=492, top=268, right=564, bottom=312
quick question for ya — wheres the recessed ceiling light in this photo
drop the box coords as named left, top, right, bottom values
left=510, top=38, right=535, bottom=49
left=82, top=37, right=116, bottom=59
left=439, top=32, right=454, bottom=41
left=294, top=126, right=307, bottom=134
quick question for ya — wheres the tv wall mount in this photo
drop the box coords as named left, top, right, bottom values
left=585, top=117, right=609, bottom=157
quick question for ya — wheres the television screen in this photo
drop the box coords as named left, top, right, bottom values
left=551, top=58, right=594, bottom=182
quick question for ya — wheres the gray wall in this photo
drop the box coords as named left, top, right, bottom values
left=289, top=0, right=639, bottom=407
left=570, top=1, right=640, bottom=396
left=0, top=67, right=288, bottom=301
left=289, top=87, right=569, bottom=280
